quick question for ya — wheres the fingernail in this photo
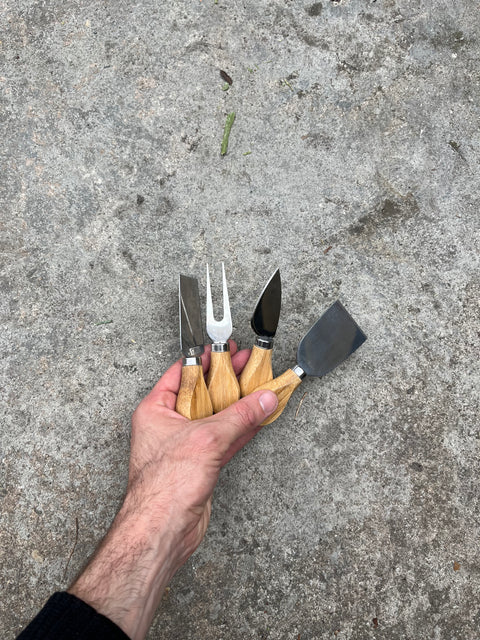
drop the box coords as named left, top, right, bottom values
left=259, top=391, right=278, bottom=414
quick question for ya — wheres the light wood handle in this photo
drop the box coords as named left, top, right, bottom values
left=207, top=350, right=241, bottom=413
left=239, top=345, right=273, bottom=397
left=252, top=368, right=303, bottom=425
left=176, top=364, right=213, bottom=420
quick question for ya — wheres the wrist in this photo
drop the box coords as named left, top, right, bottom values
left=69, top=499, right=180, bottom=640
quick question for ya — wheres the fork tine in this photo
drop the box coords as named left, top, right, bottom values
left=206, top=263, right=213, bottom=325
left=206, top=262, right=239, bottom=410
left=221, top=262, right=232, bottom=326
left=206, top=263, right=233, bottom=342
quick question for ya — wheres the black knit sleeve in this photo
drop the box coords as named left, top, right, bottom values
left=17, top=591, right=131, bottom=640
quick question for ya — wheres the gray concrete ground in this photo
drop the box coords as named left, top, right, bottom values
left=1, top=0, right=479, bottom=637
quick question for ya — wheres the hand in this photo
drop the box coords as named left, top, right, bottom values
left=69, top=342, right=278, bottom=640
left=128, top=342, right=277, bottom=558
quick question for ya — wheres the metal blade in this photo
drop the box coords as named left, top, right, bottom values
left=250, top=268, right=281, bottom=338
left=297, top=301, right=366, bottom=377
left=206, top=263, right=233, bottom=342
left=179, top=274, right=205, bottom=357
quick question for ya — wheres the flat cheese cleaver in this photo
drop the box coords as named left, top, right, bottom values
left=252, top=300, right=366, bottom=425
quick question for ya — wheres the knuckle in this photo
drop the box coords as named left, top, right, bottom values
left=131, top=405, right=144, bottom=429
left=188, top=426, right=221, bottom=453
left=132, top=400, right=151, bottom=429
left=231, top=401, right=257, bottom=430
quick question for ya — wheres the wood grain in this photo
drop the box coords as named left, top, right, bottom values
left=176, top=364, right=213, bottom=420
left=239, top=344, right=273, bottom=397
left=207, top=350, right=241, bottom=413
left=252, top=368, right=303, bottom=425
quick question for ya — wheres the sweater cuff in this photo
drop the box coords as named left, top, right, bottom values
left=17, top=591, right=131, bottom=639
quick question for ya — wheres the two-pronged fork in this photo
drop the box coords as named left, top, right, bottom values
left=205, top=263, right=240, bottom=413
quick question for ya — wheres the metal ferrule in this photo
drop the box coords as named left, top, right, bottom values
left=185, top=345, right=204, bottom=358
left=211, top=342, right=229, bottom=353
left=255, top=335, right=273, bottom=349
left=183, top=356, right=202, bottom=366
left=292, top=364, right=306, bottom=380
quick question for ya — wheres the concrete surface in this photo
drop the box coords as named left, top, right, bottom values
left=1, top=0, right=479, bottom=637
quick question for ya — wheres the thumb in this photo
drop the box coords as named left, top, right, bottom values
left=207, top=390, right=279, bottom=451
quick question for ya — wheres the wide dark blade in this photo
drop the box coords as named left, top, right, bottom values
left=297, top=301, right=366, bottom=377
left=250, top=268, right=281, bottom=338
left=179, top=275, right=204, bottom=357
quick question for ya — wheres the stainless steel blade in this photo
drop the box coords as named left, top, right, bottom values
left=250, top=268, right=281, bottom=338
left=296, top=301, right=366, bottom=377
left=179, top=274, right=205, bottom=357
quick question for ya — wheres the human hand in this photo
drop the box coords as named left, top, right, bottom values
left=128, top=341, right=278, bottom=560
left=69, top=341, right=278, bottom=640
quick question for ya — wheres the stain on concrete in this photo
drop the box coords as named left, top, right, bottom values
left=347, top=195, right=419, bottom=238
left=306, top=3, right=323, bottom=17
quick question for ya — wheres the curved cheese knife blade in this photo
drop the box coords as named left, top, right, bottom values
left=252, top=300, right=367, bottom=425
left=250, top=268, right=281, bottom=339
left=239, top=268, right=281, bottom=396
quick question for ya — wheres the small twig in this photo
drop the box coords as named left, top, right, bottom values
left=448, top=140, right=468, bottom=165
left=63, top=517, right=79, bottom=581
left=295, top=392, right=308, bottom=419
left=220, top=70, right=233, bottom=85
left=95, top=320, right=113, bottom=325
left=221, top=112, right=236, bottom=156
left=281, top=78, right=294, bottom=91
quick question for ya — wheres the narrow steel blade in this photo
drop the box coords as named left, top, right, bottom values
left=297, top=301, right=366, bottom=377
left=179, top=274, right=205, bottom=357
left=250, top=268, right=281, bottom=338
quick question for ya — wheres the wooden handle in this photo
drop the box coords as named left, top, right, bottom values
left=176, top=364, right=213, bottom=420
left=207, top=350, right=241, bottom=413
left=239, top=345, right=273, bottom=397
left=252, top=368, right=303, bottom=425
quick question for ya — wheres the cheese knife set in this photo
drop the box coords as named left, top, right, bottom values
left=175, top=264, right=367, bottom=425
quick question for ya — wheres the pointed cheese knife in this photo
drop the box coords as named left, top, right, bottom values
left=175, top=275, right=213, bottom=420
left=239, top=268, right=281, bottom=397
left=252, top=301, right=366, bottom=425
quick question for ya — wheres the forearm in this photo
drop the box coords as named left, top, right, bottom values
left=69, top=498, right=179, bottom=640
